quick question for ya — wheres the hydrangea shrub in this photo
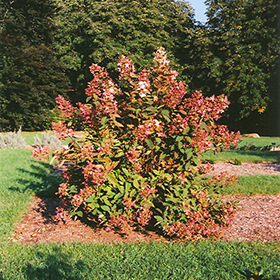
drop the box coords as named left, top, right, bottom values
left=35, top=48, right=240, bottom=241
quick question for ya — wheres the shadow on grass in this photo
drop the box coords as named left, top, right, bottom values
left=10, top=161, right=62, bottom=198
left=22, top=246, right=86, bottom=280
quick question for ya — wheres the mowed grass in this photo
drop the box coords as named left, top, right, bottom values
left=0, top=241, right=280, bottom=279
left=0, top=146, right=280, bottom=279
left=237, top=136, right=280, bottom=148
left=223, top=175, right=280, bottom=195
left=202, top=136, right=280, bottom=163
left=0, top=149, right=61, bottom=243
left=202, top=149, right=280, bottom=163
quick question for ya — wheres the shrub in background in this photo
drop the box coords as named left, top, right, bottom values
left=34, top=132, right=61, bottom=150
left=34, top=48, right=240, bottom=241
left=0, top=130, right=26, bottom=149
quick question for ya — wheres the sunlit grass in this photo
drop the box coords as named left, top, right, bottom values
left=202, top=149, right=280, bottom=163
left=0, top=241, right=279, bottom=279
left=222, top=175, right=280, bottom=195
left=0, top=145, right=280, bottom=279
left=201, top=136, right=280, bottom=163
left=0, top=149, right=61, bottom=243
left=237, top=136, right=280, bottom=148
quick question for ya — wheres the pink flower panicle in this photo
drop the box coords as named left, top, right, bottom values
left=153, top=47, right=170, bottom=69
left=31, top=145, right=50, bottom=161
left=118, top=55, right=136, bottom=81
left=52, top=121, right=75, bottom=140
left=107, top=212, right=136, bottom=235
left=71, top=187, right=94, bottom=208
left=56, top=95, right=76, bottom=119
left=80, top=143, right=95, bottom=160
left=136, top=68, right=151, bottom=98
left=86, top=64, right=120, bottom=117
left=183, top=91, right=230, bottom=123
left=126, top=147, right=142, bottom=173
left=162, top=81, right=187, bottom=109
left=97, top=142, right=113, bottom=156
left=134, top=206, right=152, bottom=226
left=55, top=206, right=71, bottom=223
left=77, top=103, right=93, bottom=124
left=133, top=119, right=163, bottom=141
left=82, top=162, right=107, bottom=186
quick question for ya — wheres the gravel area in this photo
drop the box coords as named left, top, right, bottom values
left=208, top=162, right=280, bottom=176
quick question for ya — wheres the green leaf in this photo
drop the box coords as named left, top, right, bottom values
left=133, top=178, right=139, bottom=188
left=118, top=185, right=125, bottom=194
left=114, top=192, right=123, bottom=200
left=103, top=197, right=112, bottom=206
left=107, top=173, right=117, bottom=186
left=101, top=205, right=110, bottom=212
left=162, top=114, right=171, bottom=122
left=122, top=168, right=130, bottom=177
left=125, top=182, right=131, bottom=193
left=146, top=107, right=157, bottom=113
left=113, top=120, right=124, bottom=127
left=86, top=96, right=92, bottom=103
left=192, top=157, right=200, bottom=166
left=101, top=117, right=108, bottom=125
left=145, top=139, right=154, bottom=149
left=115, top=152, right=125, bottom=158
left=69, top=185, right=77, bottom=193
left=107, top=191, right=116, bottom=198
left=130, top=189, right=137, bottom=197
left=71, top=211, right=83, bottom=217
left=86, top=196, right=95, bottom=203
left=185, top=149, right=193, bottom=159
left=154, top=215, right=163, bottom=222
left=76, top=211, right=83, bottom=217
left=178, top=141, right=183, bottom=150
left=155, top=137, right=162, bottom=144
left=176, top=136, right=184, bottom=142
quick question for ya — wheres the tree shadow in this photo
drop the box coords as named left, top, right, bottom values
left=10, top=160, right=62, bottom=198
left=22, top=245, right=86, bottom=280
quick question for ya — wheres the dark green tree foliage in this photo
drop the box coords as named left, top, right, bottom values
left=183, top=0, right=279, bottom=134
left=0, top=0, right=70, bottom=131
left=53, top=0, right=194, bottom=103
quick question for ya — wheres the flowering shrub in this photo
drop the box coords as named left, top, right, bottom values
left=34, top=47, right=240, bottom=241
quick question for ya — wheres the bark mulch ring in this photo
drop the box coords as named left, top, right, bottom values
left=11, top=162, right=280, bottom=244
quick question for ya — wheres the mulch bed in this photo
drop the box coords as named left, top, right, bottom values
left=10, top=162, right=280, bottom=244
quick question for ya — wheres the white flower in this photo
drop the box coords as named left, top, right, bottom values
left=137, top=81, right=149, bottom=98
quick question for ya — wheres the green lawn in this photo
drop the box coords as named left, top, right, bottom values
left=0, top=149, right=61, bottom=243
left=237, top=136, right=280, bottom=148
left=224, top=175, right=280, bottom=195
left=202, top=136, right=280, bottom=163
left=0, top=148, right=279, bottom=279
left=0, top=242, right=279, bottom=279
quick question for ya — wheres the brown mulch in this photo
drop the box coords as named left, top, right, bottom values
left=11, top=197, right=162, bottom=245
left=11, top=162, right=280, bottom=244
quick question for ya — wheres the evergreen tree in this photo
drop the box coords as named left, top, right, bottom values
left=0, top=0, right=70, bottom=131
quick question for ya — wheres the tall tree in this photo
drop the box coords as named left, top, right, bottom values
left=183, top=0, right=279, bottom=134
left=52, top=0, right=194, bottom=103
left=0, top=0, right=70, bottom=131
